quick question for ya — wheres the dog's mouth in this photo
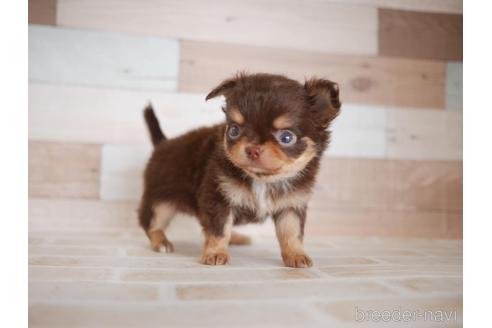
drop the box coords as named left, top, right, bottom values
left=242, top=164, right=280, bottom=176
left=223, top=144, right=283, bottom=176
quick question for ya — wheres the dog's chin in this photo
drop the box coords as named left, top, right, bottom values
left=232, top=160, right=283, bottom=179
left=243, top=165, right=278, bottom=176
left=239, top=162, right=303, bottom=183
left=225, top=151, right=304, bottom=182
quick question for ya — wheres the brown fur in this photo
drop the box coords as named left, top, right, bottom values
left=229, top=231, right=252, bottom=245
left=139, top=73, right=341, bottom=267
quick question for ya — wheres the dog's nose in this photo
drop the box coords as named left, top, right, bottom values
left=245, top=146, right=263, bottom=161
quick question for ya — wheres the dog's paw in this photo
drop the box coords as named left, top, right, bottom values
left=151, top=239, right=174, bottom=253
left=162, top=240, right=175, bottom=253
left=282, top=252, right=313, bottom=268
left=200, top=251, right=229, bottom=265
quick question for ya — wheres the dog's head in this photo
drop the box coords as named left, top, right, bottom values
left=206, top=73, right=341, bottom=182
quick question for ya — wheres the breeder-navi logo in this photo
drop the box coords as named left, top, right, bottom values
left=355, top=306, right=458, bottom=323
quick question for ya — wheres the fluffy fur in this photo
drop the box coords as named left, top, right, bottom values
left=138, top=73, right=341, bottom=267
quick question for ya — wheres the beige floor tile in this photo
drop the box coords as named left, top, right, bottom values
left=29, top=245, right=120, bottom=257
left=326, top=237, right=462, bottom=250
left=29, top=255, right=202, bottom=269
left=385, top=277, right=462, bottom=295
left=29, top=281, right=170, bottom=302
left=177, top=280, right=395, bottom=301
left=375, top=256, right=462, bottom=266
left=302, top=256, right=378, bottom=267
left=28, top=197, right=463, bottom=327
left=121, top=268, right=320, bottom=283
left=305, top=248, right=425, bottom=257
left=28, top=234, right=148, bottom=247
left=319, top=265, right=462, bottom=278
left=29, top=266, right=114, bottom=282
left=29, top=302, right=319, bottom=328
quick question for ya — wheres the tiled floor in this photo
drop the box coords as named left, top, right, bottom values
left=29, top=198, right=462, bottom=327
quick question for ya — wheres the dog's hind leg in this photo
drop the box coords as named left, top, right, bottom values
left=146, top=202, right=176, bottom=253
left=229, top=231, right=252, bottom=245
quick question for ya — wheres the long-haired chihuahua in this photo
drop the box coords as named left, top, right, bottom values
left=139, top=73, right=340, bottom=267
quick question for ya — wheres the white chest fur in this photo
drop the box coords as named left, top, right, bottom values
left=251, top=181, right=270, bottom=218
left=218, top=175, right=311, bottom=217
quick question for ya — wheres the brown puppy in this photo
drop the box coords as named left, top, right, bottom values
left=138, top=73, right=340, bottom=267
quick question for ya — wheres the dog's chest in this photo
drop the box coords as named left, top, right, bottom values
left=250, top=181, right=272, bottom=218
left=219, top=177, right=311, bottom=220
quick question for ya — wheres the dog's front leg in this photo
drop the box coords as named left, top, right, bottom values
left=200, top=212, right=233, bottom=265
left=273, top=207, right=313, bottom=268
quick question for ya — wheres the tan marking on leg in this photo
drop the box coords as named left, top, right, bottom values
left=229, top=231, right=252, bottom=245
left=201, top=214, right=233, bottom=265
left=275, top=211, right=312, bottom=268
left=148, top=202, right=176, bottom=253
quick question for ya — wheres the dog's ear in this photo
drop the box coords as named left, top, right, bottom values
left=205, top=78, right=238, bottom=101
left=304, top=78, right=341, bottom=129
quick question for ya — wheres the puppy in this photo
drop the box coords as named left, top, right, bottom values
left=138, top=73, right=340, bottom=267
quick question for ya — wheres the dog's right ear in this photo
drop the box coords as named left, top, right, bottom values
left=205, top=78, right=237, bottom=101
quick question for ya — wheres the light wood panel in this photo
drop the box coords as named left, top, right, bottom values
left=28, top=84, right=387, bottom=158
left=29, top=0, right=56, bottom=25
left=386, top=108, right=462, bottom=160
left=56, top=0, right=377, bottom=55
left=100, top=144, right=151, bottom=201
left=330, top=0, right=462, bottom=14
left=28, top=84, right=224, bottom=144
left=379, top=9, right=462, bottom=61
left=328, top=104, right=386, bottom=158
left=28, top=25, right=179, bottom=91
left=31, top=84, right=462, bottom=161
left=446, top=62, right=463, bottom=111
left=179, top=40, right=447, bottom=109
left=29, top=198, right=137, bottom=230
left=28, top=141, right=101, bottom=198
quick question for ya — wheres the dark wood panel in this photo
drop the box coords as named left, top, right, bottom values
left=29, top=0, right=56, bottom=25
left=379, top=9, right=462, bottom=61
left=312, top=158, right=462, bottom=213
left=307, top=207, right=462, bottom=239
left=180, top=40, right=447, bottom=109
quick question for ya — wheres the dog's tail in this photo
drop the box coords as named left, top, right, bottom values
left=143, top=103, right=166, bottom=147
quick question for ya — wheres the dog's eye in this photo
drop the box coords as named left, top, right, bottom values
left=275, top=130, right=297, bottom=146
left=228, top=124, right=241, bottom=139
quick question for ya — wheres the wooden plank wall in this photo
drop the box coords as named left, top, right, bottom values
left=28, top=0, right=463, bottom=238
